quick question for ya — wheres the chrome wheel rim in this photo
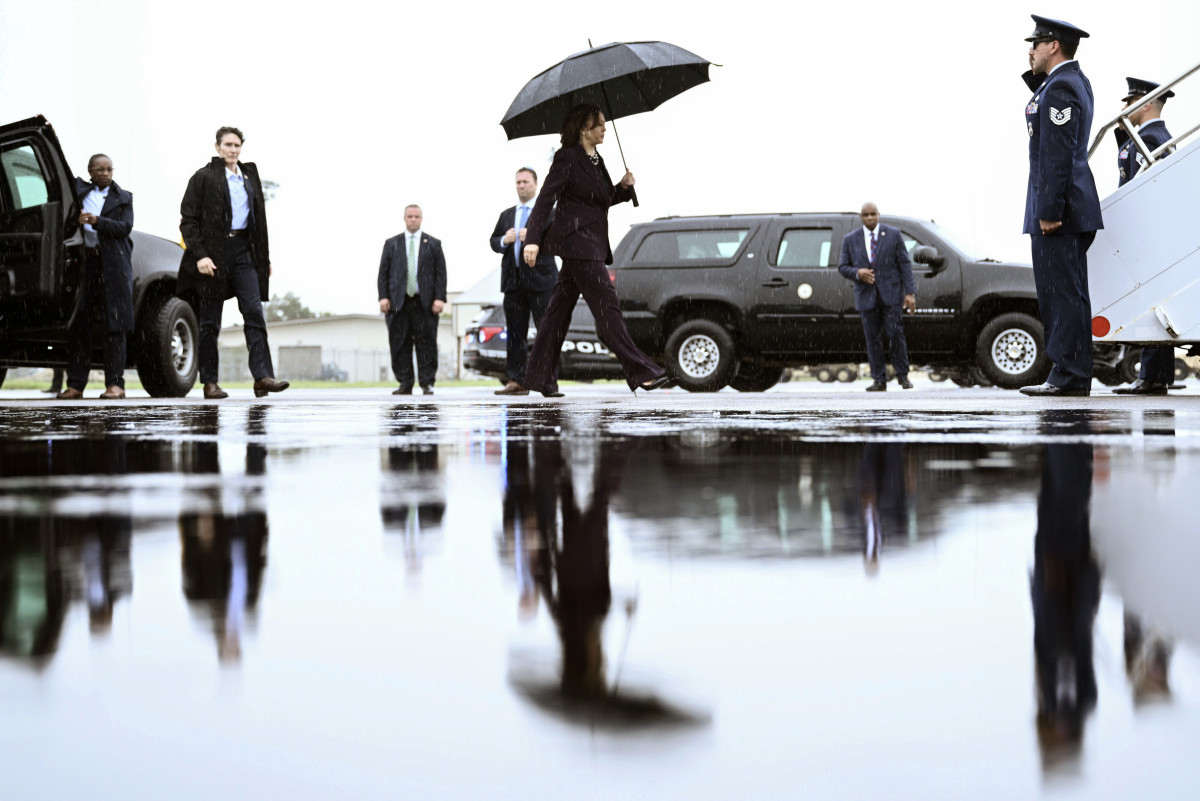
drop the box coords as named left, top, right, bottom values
left=677, top=333, right=721, bottom=379
left=172, top=318, right=195, bottom=376
left=990, top=328, right=1037, bottom=375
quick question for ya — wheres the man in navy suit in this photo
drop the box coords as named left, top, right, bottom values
left=489, top=168, right=559, bottom=396
left=377, top=205, right=447, bottom=395
left=1112, top=78, right=1176, bottom=396
left=838, top=202, right=916, bottom=391
left=1018, top=15, right=1104, bottom=397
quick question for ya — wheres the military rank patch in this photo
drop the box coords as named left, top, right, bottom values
left=1050, top=107, right=1072, bottom=125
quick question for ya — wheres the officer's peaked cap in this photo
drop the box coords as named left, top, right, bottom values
left=1025, top=15, right=1090, bottom=45
left=1123, top=77, right=1175, bottom=102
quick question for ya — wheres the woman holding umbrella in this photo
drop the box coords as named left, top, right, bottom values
left=518, top=104, right=672, bottom=396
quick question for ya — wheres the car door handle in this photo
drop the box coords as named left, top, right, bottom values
left=761, top=278, right=789, bottom=288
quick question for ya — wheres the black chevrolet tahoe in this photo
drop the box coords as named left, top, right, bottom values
left=610, top=212, right=1058, bottom=391
left=0, top=116, right=198, bottom=395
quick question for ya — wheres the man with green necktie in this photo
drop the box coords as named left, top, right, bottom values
left=378, top=204, right=448, bottom=395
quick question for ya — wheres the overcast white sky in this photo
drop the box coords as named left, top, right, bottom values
left=3, top=0, right=1198, bottom=317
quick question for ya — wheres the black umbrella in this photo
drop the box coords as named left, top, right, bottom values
left=501, top=41, right=716, bottom=206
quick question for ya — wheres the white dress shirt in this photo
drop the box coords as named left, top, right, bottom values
left=226, top=166, right=250, bottom=231
left=862, top=225, right=880, bottom=263
left=82, top=184, right=109, bottom=241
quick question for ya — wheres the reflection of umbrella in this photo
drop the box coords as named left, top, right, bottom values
left=501, top=40, right=716, bottom=206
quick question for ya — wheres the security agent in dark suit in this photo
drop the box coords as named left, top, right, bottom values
left=377, top=205, right=447, bottom=395
left=1018, top=16, right=1104, bottom=397
left=491, top=168, right=560, bottom=396
left=837, top=202, right=917, bottom=391
left=1112, top=78, right=1176, bottom=395
left=58, top=155, right=134, bottom=400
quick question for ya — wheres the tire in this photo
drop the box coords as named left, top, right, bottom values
left=730, top=363, right=784, bottom=392
left=815, top=367, right=834, bottom=383
left=1174, top=358, right=1189, bottom=382
left=1095, top=369, right=1123, bottom=387
left=136, top=297, right=199, bottom=397
left=950, top=372, right=976, bottom=388
left=927, top=369, right=948, bottom=383
left=969, top=366, right=994, bottom=387
left=665, top=319, right=736, bottom=392
left=975, top=312, right=1051, bottom=389
left=835, top=365, right=858, bottom=383
left=1118, top=348, right=1141, bottom=384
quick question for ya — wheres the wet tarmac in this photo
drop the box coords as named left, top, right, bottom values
left=2, top=384, right=1199, bottom=799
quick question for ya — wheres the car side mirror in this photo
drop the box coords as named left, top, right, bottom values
left=911, top=245, right=946, bottom=272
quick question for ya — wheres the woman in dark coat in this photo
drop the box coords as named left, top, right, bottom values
left=177, top=126, right=288, bottom=399
left=519, top=104, right=672, bottom=397
left=58, top=154, right=134, bottom=400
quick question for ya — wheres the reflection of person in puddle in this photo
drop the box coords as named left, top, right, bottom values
left=180, top=513, right=269, bottom=664
left=529, top=425, right=632, bottom=700
left=380, top=411, right=445, bottom=577
left=501, top=422, right=545, bottom=620
left=853, top=443, right=911, bottom=573
left=1031, top=441, right=1100, bottom=756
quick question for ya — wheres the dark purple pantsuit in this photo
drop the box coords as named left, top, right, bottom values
left=524, top=259, right=663, bottom=393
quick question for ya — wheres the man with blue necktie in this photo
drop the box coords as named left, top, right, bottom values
left=1112, top=77, right=1176, bottom=396
left=1018, top=15, right=1103, bottom=398
left=838, top=202, right=916, bottom=392
left=490, top=168, right=560, bottom=396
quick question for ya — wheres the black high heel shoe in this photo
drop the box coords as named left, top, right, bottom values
left=637, top=374, right=677, bottom=393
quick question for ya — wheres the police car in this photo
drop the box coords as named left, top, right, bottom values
left=462, top=300, right=622, bottom=382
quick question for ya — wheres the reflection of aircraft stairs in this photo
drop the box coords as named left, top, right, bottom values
left=1087, top=61, right=1200, bottom=345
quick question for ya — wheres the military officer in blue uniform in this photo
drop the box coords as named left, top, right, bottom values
left=1018, top=15, right=1104, bottom=398
left=1112, top=77, right=1177, bottom=396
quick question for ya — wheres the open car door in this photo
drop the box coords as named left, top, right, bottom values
left=0, top=115, right=83, bottom=331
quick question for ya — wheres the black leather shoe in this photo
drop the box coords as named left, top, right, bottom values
left=866, top=381, right=887, bottom=392
left=393, top=386, right=412, bottom=395
left=1019, top=382, right=1090, bottom=397
left=1113, top=379, right=1169, bottom=395
left=421, top=386, right=434, bottom=396
left=898, top=377, right=914, bottom=389
left=541, top=391, right=566, bottom=398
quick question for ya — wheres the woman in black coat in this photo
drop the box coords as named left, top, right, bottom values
left=59, top=154, right=134, bottom=400
left=519, top=104, right=672, bottom=397
left=177, top=126, right=288, bottom=399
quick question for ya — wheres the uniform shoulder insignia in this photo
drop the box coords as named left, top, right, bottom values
left=1050, top=107, right=1072, bottom=126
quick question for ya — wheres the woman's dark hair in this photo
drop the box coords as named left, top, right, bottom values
left=560, top=104, right=603, bottom=148
left=215, top=126, right=245, bottom=145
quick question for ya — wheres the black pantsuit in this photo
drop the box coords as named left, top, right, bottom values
left=196, top=237, right=274, bottom=383
left=524, top=260, right=662, bottom=392
left=386, top=295, right=438, bottom=390
left=66, top=254, right=128, bottom=390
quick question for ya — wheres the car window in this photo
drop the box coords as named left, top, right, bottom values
left=776, top=228, right=833, bottom=267
left=0, top=144, right=50, bottom=210
left=633, top=229, right=748, bottom=262
left=900, top=231, right=923, bottom=254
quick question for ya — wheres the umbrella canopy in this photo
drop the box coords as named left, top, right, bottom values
left=501, top=41, right=714, bottom=140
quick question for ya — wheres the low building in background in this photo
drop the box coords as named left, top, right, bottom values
left=217, top=313, right=457, bottom=384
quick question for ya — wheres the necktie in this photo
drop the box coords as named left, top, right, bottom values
left=516, top=205, right=529, bottom=258
left=406, top=234, right=419, bottom=296
left=870, top=232, right=878, bottom=264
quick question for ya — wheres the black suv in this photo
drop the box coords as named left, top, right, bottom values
left=610, top=213, right=1052, bottom=391
left=0, top=116, right=198, bottom=395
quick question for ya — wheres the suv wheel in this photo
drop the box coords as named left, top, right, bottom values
left=665, top=319, right=736, bottom=392
left=975, top=312, right=1051, bottom=389
left=730, top=363, right=784, bottom=392
left=136, top=297, right=199, bottom=397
